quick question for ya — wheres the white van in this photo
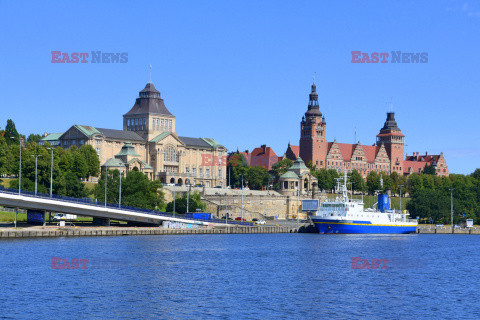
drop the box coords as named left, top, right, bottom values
left=53, top=213, right=77, bottom=221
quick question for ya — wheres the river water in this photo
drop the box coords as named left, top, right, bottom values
left=0, top=234, right=479, bottom=319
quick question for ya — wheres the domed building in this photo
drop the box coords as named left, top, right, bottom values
left=278, top=157, right=317, bottom=196
left=41, top=82, right=227, bottom=187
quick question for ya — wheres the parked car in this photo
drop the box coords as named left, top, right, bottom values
left=255, top=220, right=266, bottom=225
left=252, top=218, right=258, bottom=222
left=436, top=224, right=444, bottom=227
left=235, top=217, right=246, bottom=221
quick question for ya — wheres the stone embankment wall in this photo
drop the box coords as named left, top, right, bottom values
left=0, top=225, right=296, bottom=238
left=162, top=186, right=327, bottom=220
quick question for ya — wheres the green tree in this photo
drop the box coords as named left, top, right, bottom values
left=121, top=171, right=164, bottom=210
left=79, top=144, right=100, bottom=177
left=407, top=189, right=450, bottom=223
left=471, top=169, right=480, bottom=181
left=0, top=135, right=15, bottom=175
left=166, top=191, right=206, bottom=214
left=270, top=158, right=293, bottom=182
left=350, top=169, right=365, bottom=192
left=246, top=166, right=270, bottom=190
left=423, top=164, right=436, bottom=175
left=366, top=171, right=381, bottom=194
left=4, top=119, right=19, bottom=145
left=69, top=146, right=88, bottom=179
left=407, top=173, right=423, bottom=194
left=64, top=172, right=87, bottom=198
left=227, top=153, right=249, bottom=188
left=94, top=169, right=121, bottom=204
left=27, top=134, right=42, bottom=144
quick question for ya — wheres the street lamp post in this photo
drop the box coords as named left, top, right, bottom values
left=47, top=148, right=54, bottom=198
left=11, top=137, right=21, bottom=195
left=449, top=188, right=454, bottom=229
left=241, top=174, right=244, bottom=222
left=398, top=185, right=404, bottom=212
left=31, top=154, right=42, bottom=195
left=297, top=181, right=300, bottom=224
left=118, top=170, right=122, bottom=208
left=173, top=184, right=176, bottom=218
left=104, top=170, right=108, bottom=208
left=187, top=184, right=190, bottom=213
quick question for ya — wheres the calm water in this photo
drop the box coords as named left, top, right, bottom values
left=1, top=233, right=479, bottom=319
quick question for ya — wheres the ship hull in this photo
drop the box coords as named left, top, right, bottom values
left=312, top=218, right=417, bottom=234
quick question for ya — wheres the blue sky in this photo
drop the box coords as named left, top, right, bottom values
left=0, top=0, right=479, bottom=174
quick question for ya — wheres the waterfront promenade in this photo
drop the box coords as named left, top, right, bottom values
left=0, top=224, right=298, bottom=238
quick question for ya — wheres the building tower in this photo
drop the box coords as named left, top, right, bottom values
left=376, top=112, right=405, bottom=175
left=299, top=83, right=327, bottom=168
left=123, top=83, right=176, bottom=141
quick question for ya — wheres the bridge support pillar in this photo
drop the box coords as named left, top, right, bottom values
left=93, top=217, right=110, bottom=226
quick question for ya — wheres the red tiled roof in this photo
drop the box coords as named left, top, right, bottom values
left=332, top=143, right=380, bottom=163
left=290, top=145, right=299, bottom=157
left=405, top=154, right=440, bottom=163
left=337, top=143, right=356, bottom=162
left=404, top=160, right=426, bottom=174
left=248, top=145, right=279, bottom=170
left=362, top=145, right=380, bottom=163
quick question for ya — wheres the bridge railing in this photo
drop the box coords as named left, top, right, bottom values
left=0, top=187, right=253, bottom=226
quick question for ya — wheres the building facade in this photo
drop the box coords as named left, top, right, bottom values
left=41, top=82, right=228, bottom=186
left=296, top=83, right=449, bottom=177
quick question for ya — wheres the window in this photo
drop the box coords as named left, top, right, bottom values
left=199, top=168, right=203, bottom=176
left=192, top=168, right=196, bottom=175
left=186, top=167, right=190, bottom=173
left=135, top=119, right=138, bottom=125
left=152, top=119, right=155, bottom=128
left=218, top=168, right=222, bottom=177
left=72, top=140, right=76, bottom=145
left=169, top=120, right=172, bottom=127
left=163, top=145, right=176, bottom=162
left=128, top=119, right=131, bottom=126
left=64, top=140, right=69, bottom=146
left=143, top=118, right=146, bottom=125
left=80, top=140, right=85, bottom=145
left=206, top=168, right=210, bottom=177
left=95, top=148, right=100, bottom=155
left=95, top=139, right=101, bottom=146
left=161, top=119, right=164, bottom=127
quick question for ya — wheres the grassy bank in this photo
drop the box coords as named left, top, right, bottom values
left=0, top=211, right=27, bottom=222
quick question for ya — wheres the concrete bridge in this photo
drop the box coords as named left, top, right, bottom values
left=0, top=189, right=249, bottom=227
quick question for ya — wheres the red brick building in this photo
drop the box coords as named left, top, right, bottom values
left=236, top=145, right=281, bottom=171
left=404, top=152, right=449, bottom=176
left=295, top=83, right=449, bottom=177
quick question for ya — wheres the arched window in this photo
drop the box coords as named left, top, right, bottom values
left=164, top=145, right=177, bottom=162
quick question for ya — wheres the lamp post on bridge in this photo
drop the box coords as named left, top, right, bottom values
left=31, top=154, right=42, bottom=195
left=118, top=169, right=122, bottom=208
left=46, top=148, right=54, bottom=198
left=104, top=169, right=108, bottom=208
